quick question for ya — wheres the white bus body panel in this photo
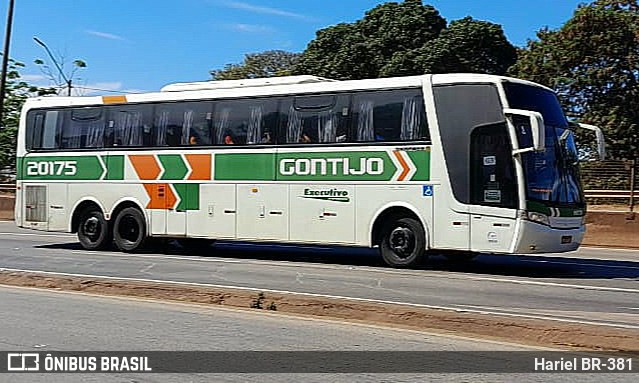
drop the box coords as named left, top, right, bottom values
left=289, top=184, right=356, bottom=244
left=189, top=184, right=236, bottom=239
left=236, top=184, right=288, bottom=241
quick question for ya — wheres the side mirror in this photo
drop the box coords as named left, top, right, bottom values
left=504, top=108, right=545, bottom=153
left=576, top=123, right=606, bottom=160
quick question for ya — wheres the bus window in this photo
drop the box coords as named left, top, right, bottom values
left=281, top=94, right=349, bottom=144
left=60, top=107, right=105, bottom=149
left=352, top=89, right=428, bottom=143
left=26, top=111, right=44, bottom=150
left=106, top=104, right=153, bottom=147
left=213, top=98, right=278, bottom=145
left=155, top=102, right=212, bottom=146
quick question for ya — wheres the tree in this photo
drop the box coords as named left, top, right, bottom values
left=210, top=50, right=300, bottom=80
left=510, top=0, right=639, bottom=160
left=295, top=0, right=516, bottom=79
left=0, top=58, right=55, bottom=173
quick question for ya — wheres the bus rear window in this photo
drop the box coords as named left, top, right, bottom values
left=26, top=110, right=61, bottom=150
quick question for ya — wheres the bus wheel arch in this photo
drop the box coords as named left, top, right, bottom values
left=111, top=201, right=148, bottom=252
left=72, top=200, right=111, bottom=250
left=371, top=206, right=429, bottom=268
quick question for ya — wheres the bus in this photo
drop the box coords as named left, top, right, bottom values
left=15, top=74, right=605, bottom=267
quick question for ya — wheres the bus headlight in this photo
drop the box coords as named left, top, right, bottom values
left=527, top=211, right=550, bottom=226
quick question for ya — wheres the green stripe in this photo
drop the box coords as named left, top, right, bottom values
left=276, top=151, right=395, bottom=181
left=406, top=150, right=430, bottom=181
left=159, top=155, right=188, bottom=180
left=104, top=155, right=124, bottom=180
left=19, top=156, right=105, bottom=180
left=215, top=153, right=275, bottom=181
left=173, top=184, right=199, bottom=211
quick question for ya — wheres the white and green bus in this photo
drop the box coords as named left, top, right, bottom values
left=15, top=74, right=605, bottom=267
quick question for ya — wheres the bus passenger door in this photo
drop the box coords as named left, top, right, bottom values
left=469, top=125, right=518, bottom=253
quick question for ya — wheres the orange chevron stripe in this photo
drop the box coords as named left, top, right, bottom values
left=143, top=183, right=177, bottom=209
left=393, top=151, right=410, bottom=181
left=130, top=155, right=161, bottom=180
left=185, top=154, right=211, bottom=180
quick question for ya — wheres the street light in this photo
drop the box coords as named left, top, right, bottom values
left=33, top=36, right=72, bottom=96
left=0, top=0, right=16, bottom=126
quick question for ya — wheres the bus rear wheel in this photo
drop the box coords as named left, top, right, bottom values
left=113, top=207, right=147, bottom=252
left=380, top=217, right=426, bottom=268
left=77, top=208, right=110, bottom=250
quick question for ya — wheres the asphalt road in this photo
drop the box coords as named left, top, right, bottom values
left=0, top=286, right=633, bottom=383
left=0, top=221, right=638, bottom=329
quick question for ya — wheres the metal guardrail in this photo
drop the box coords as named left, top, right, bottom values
left=0, top=183, right=16, bottom=193
left=584, top=190, right=635, bottom=198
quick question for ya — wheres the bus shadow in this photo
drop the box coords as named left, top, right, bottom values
left=426, top=253, right=639, bottom=280
left=37, top=241, right=639, bottom=280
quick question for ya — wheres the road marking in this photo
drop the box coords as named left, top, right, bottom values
left=1, top=267, right=638, bottom=330
left=466, top=276, right=639, bottom=294
left=3, top=244, right=639, bottom=294
left=0, top=232, right=74, bottom=238
left=0, top=284, right=554, bottom=351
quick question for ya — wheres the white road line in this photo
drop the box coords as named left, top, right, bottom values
left=3, top=246, right=639, bottom=294
left=0, top=284, right=556, bottom=351
left=0, top=232, right=74, bottom=238
left=467, top=276, right=639, bottom=294
left=1, top=267, right=638, bottom=330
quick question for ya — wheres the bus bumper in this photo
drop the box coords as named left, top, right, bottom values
left=512, top=220, right=585, bottom=254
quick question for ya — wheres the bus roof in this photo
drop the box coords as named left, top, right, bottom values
left=22, top=73, right=554, bottom=110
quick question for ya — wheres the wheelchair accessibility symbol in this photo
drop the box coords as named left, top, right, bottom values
left=422, top=185, right=433, bottom=197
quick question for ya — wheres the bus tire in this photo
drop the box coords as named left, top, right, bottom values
left=113, top=207, right=147, bottom=252
left=77, top=208, right=111, bottom=250
left=380, top=217, right=426, bottom=268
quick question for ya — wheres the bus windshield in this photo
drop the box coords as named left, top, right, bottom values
left=504, top=82, right=584, bottom=206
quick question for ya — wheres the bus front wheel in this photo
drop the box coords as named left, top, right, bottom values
left=380, top=217, right=426, bottom=268
left=77, top=208, right=110, bottom=250
left=113, top=207, right=147, bottom=252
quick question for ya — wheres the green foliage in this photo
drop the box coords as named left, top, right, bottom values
left=0, top=57, right=56, bottom=172
left=210, top=50, right=300, bottom=80
left=510, top=0, right=639, bottom=160
left=295, top=1, right=516, bottom=79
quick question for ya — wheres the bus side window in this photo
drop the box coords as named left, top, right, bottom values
left=154, top=102, right=212, bottom=147
left=26, top=112, right=45, bottom=150
left=106, top=104, right=153, bottom=147
left=213, top=98, right=278, bottom=145
left=60, top=107, right=105, bottom=149
left=352, top=89, right=429, bottom=143
left=281, top=94, right=349, bottom=144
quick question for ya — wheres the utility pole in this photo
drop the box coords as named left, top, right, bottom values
left=33, top=36, right=72, bottom=96
left=0, top=0, right=16, bottom=125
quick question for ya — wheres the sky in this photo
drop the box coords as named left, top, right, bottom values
left=0, top=0, right=585, bottom=95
